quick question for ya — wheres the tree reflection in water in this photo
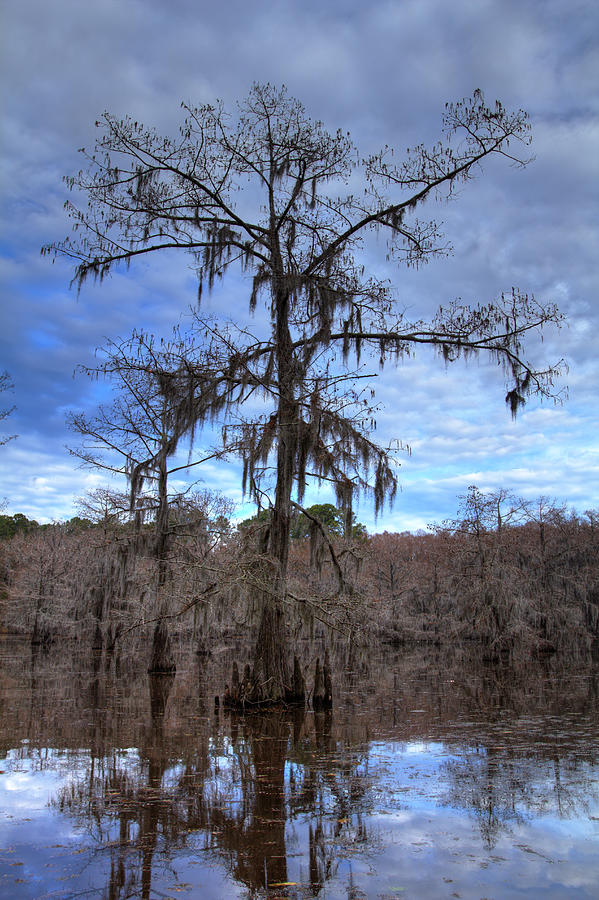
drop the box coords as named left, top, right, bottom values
left=1, top=640, right=598, bottom=899
left=440, top=742, right=599, bottom=850
left=49, top=666, right=374, bottom=899
left=211, top=711, right=291, bottom=890
left=55, top=672, right=182, bottom=900
left=190, top=705, right=373, bottom=896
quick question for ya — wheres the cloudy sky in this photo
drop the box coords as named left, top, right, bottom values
left=1, top=0, right=597, bottom=532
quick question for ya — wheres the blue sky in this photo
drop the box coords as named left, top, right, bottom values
left=1, top=0, right=597, bottom=532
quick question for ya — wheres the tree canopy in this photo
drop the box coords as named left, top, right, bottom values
left=47, top=85, right=565, bottom=702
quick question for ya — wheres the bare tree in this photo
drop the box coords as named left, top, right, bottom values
left=75, top=486, right=132, bottom=532
left=47, top=85, right=564, bottom=703
left=6, top=524, right=73, bottom=647
left=69, top=334, right=234, bottom=673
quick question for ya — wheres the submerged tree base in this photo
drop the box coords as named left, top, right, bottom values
left=312, top=648, right=333, bottom=710
left=147, top=619, right=176, bottom=675
left=222, top=649, right=334, bottom=711
left=223, top=656, right=306, bottom=710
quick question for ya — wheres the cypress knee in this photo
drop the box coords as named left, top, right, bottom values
left=292, top=655, right=306, bottom=705
left=323, top=647, right=333, bottom=709
left=231, top=660, right=240, bottom=705
left=313, top=657, right=324, bottom=709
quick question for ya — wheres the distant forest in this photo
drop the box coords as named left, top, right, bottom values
left=2, top=487, right=597, bottom=670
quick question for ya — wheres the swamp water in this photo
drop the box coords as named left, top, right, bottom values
left=0, top=638, right=598, bottom=899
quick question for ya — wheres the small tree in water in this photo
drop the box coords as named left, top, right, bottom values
left=69, top=334, right=235, bottom=673
left=47, top=85, right=564, bottom=703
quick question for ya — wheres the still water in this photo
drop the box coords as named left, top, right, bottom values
left=1, top=638, right=598, bottom=899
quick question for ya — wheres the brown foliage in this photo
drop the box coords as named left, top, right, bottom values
left=361, top=490, right=599, bottom=657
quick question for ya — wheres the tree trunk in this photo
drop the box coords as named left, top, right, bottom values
left=249, top=284, right=299, bottom=705
left=147, top=435, right=176, bottom=676
left=147, top=615, right=176, bottom=675
left=251, top=598, right=291, bottom=704
left=313, top=649, right=333, bottom=710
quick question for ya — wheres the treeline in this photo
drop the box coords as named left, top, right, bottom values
left=363, top=488, right=599, bottom=658
left=1, top=488, right=597, bottom=663
left=0, top=512, right=95, bottom=539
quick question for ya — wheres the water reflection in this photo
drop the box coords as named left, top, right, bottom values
left=212, top=711, right=294, bottom=891
left=1, top=639, right=598, bottom=899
